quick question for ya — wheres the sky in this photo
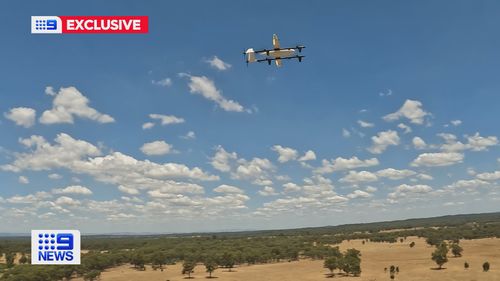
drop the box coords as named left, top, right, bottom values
left=1, top=0, right=500, bottom=234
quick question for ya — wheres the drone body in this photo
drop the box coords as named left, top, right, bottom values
left=245, top=34, right=305, bottom=67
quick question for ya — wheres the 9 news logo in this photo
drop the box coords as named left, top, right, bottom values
left=31, top=230, right=80, bottom=265
left=31, top=16, right=62, bottom=34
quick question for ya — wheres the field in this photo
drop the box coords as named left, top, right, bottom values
left=73, top=237, right=500, bottom=281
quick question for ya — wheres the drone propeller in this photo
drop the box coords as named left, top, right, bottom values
left=296, top=45, right=305, bottom=53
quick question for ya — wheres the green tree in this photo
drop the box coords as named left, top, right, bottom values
left=426, top=237, right=442, bottom=247
left=204, top=258, right=218, bottom=278
left=131, top=252, right=146, bottom=270
left=431, top=242, right=449, bottom=269
left=83, top=270, right=101, bottom=281
left=483, top=262, right=490, bottom=272
left=219, top=252, right=235, bottom=272
left=341, top=249, right=361, bottom=276
left=324, top=256, right=340, bottom=277
left=18, top=253, right=28, bottom=264
left=464, top=262, right=469, bottom=269
left=151, top=252, right=166, bottom=271
left=409, top=242, right=415, bottom=248
left=182, top=260, right=196, bottom=278
left=451, top=243, right=463, bottom=257
left=5, top=252, right=15, bottom=268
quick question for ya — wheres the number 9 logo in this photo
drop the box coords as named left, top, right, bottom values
left=56, top=233, right=74, bottom=250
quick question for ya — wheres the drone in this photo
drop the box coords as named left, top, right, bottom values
left=244, top=34, right=305, bottom=67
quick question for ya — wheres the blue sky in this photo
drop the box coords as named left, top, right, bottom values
left=1, top=0, right=500, bottom=233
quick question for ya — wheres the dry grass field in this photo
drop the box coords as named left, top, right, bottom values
left=74, top=237, right=500, bottom=281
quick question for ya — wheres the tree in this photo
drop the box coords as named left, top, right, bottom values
left=204, top=258, right=218, bottom=278
left=182, top=260, right=196, bottom=278
left=151, top=252, right=166, bottom=271
left=426, top=237, right=442, bottom=247
left=390, top=265, right=396, bottom=274
left=409, top=242, right=415, bottom=248
left=431, top=242, right=449, bottom=269
left=219, top=252, right=235, bottom=272
left=483, top=262, right=490, bottom=272
left=83, top=270, right=101, bottom=281
left=19, top=253, right=28, bottom=264
left=131, top=252, right=146, bottom=270
left=324, top=256, right=340, bottom=277
left=464, top=262, right=469, bottom=269
left=5, top=252, right=15, bottom=268
left=340, top=249, right=361, bottom=277
left=451, top=243, right=463, bottom=257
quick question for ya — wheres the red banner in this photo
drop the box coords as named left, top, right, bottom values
left=59, top=16, right=148, bottom=34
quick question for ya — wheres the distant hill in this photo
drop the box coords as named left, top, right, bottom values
left=1, top=211, right=499, bottom=238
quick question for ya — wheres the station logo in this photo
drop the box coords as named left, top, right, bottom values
left=31, top=16, right=62, bottom=34
left=31, top=230, right=81, bottom=265
left=31, top=16, right=148, bottom=34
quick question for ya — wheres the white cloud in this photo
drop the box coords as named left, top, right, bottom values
left=439, top=133, right=497, bottom=152
left=48, top=173, right=62, bottom=180
left=149, top=114, right=185, bottom=125
left=347, top=190, right=372, bottom=199
left=52, top=185, right=93, bottom=195
left=118, top=185, right=140, bottom=195
left=140, top=140, right=173, bottom=156
left=417, top=173, right=434, bottom=180
left=181, top=131, right=196, bottom=140
left=142, top=122, right=155, bottom=130
left=412, top=137, right=427, bottom=150
left=39, top=86, right=114, bottom=124
left=18, top=176, right=29, bottom=184
left=181, top=74, right=246, bottom=112
left=357, top=120, right=374, bottom=128
left=379, top=89, right=393, bottom=97
left=211, top=146, right=238, bottom=172
left=271, top=145, right=298, bottom=163
left=7, top=192, right=51, bottom=204
left=342, top=128, right=351, bottom=138
left=3, top=134, right=218, bottom=197
left=258, top=186, right=278, bottom=196
left=383, top=99, right=429, bottom=125
left=315, top=156, right=379, bottom=174
left=445, top=179, right=489, bottom=190
left=397, top=123, right=412, bottom=134
left=283, top=182, right=301, bottom=193
left=233, top=157, right=275, bottom=185
left=1, top=133, right=102, bottom=172
left=151, top=78, right=172, bottom=87
left=365, top=186, right=377, bottom=193
left=206, top=56, right=232, bottom=71
left=466, top=133, right=498, bottom=151
left=45, top=86, right=56, bottom=96
left=451, top=120, right=462, bottom=126
left=298, top=150, right=316, bottom=162
left=368, top=130, right=400, bottom=154
left=388, top=184, right=433, bottom=200
left=214, top=184, right=244, bottom=194
left=4, top=107, right=36, bottom=128
left=476, top=171, right=500, bottom=181
left=411, top=152, right=464, bottom=167
left=54, top=196, right=80, bottom=206
left=340, top=170, right=378, bottom=183
left=376, top=168, right=416, bottom=180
